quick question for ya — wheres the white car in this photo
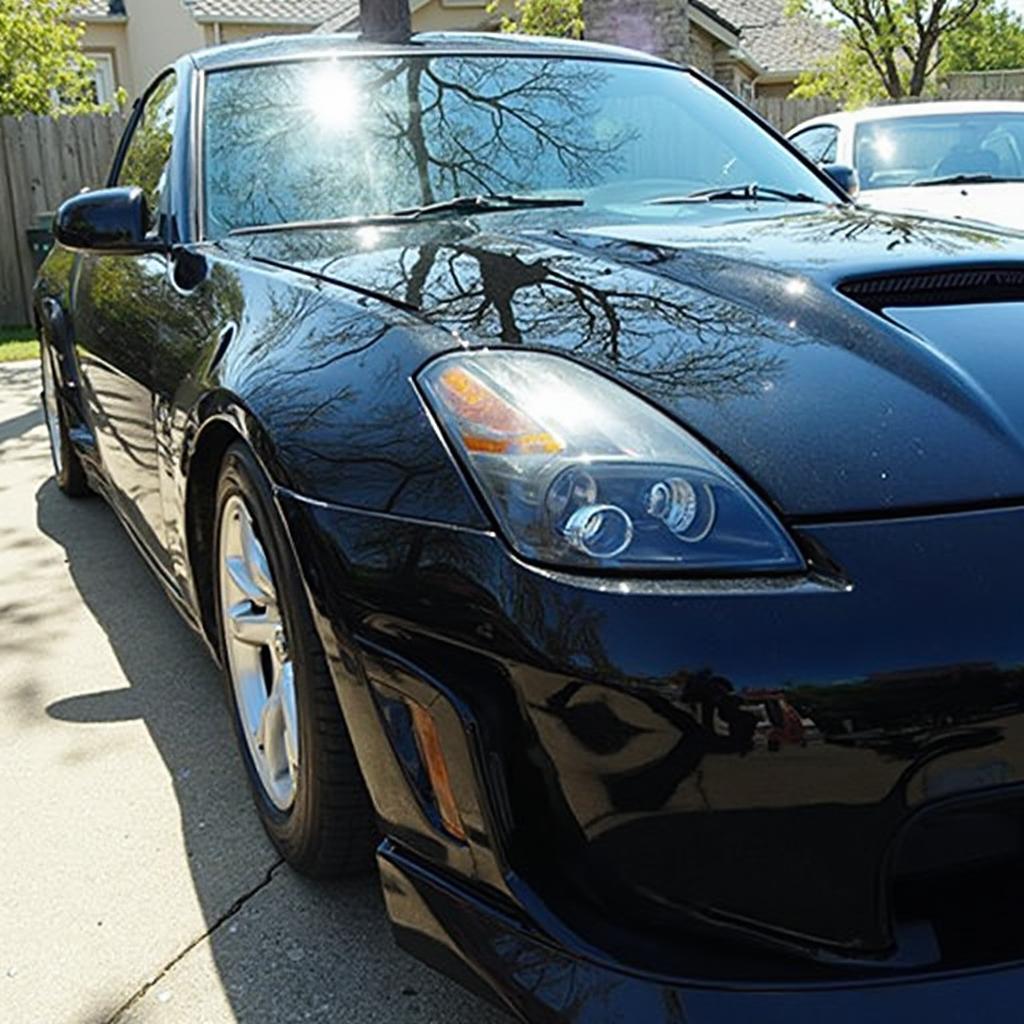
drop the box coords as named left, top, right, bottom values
left=789, top=100, right=1024, bottom=231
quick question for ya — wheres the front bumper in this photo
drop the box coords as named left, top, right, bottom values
left=380, top=840, right=1024, bottom=1024
left=279, top=491, right=1024, bottom=1007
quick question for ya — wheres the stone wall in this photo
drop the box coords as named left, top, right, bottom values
left=583, top=0, right=690, bottom=64
left=688, top=22, right=717, bottom=76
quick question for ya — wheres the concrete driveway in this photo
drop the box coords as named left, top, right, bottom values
left=0, top=360, right=511, bottom=1024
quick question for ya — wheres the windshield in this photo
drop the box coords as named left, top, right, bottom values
left=853, top=112, right=1024, bottom=190
left=201, top=54, right=837, bottom=237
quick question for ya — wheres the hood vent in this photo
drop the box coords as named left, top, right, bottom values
left=840, top=266, right=1024, bottom=310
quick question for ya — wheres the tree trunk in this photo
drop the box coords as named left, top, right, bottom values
left=907, top=31, right=941, bottom=95
left=361, top=0, right=411, bottom=41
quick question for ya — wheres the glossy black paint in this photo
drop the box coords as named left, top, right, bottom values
left=53, top=186, right=155, bottom=254
left=228, top=210, right=1024, bottom=519
left=33, top=31, right=1024, bottom=1022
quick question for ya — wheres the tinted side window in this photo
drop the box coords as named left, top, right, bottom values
left=791, top=125, right=837, bottom=164
left=117, top=73, right=176, bottom=234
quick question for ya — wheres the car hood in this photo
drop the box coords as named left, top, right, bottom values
left=227, top=204, right=1024, bottom=519
left=860, top=182, right=1024, bottom=234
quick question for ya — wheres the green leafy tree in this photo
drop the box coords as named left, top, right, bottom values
left=787, top=0, right=985, bottom=102
left=488, top=0, right=584, bottom=39
left=942, top=0, right=1024, bottom=72
left=790, top=38, right=888, bottom=105
left=0, top=0, right=111, bottom=115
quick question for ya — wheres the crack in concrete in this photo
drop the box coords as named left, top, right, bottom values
left=103, top=858, right=286, bottom=1023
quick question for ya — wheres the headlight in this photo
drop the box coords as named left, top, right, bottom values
left=419, top=350, right=803, bottom=573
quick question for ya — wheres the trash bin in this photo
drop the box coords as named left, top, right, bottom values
left=26, top=213, right=55, bottom=272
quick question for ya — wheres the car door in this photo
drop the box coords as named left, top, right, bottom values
left=73, top=71, right=177, bottom=572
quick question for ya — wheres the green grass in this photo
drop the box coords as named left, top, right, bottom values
left=0, top=326, right=39, bottom=363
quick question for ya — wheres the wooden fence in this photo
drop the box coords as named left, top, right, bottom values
left=751, top=96, right=840, bottom=133
left=946, top=69, right=1024, bottom=94
left=0, top=113, right=126, bottom=327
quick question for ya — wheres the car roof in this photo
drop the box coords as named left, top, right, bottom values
left=792, top=99, right=1024, bottom=133
left=189, top=30, right=677, bottom=73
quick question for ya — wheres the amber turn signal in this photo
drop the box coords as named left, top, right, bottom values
left=409, top=701, right=467, bottom=841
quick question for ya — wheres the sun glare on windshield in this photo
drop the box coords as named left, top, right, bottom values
left=305, top=63, right=361, bottom=131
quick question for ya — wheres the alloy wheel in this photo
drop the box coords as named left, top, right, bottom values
left=218, top=494, right=299, bottom=810
left=41, top=349, right=64, bottom=478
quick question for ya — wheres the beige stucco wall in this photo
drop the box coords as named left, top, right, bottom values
left=125, top=0, right=205, bottom=94
left=411, top=0, right=511, bottom=31
left=212, top=21, right=312, bottom=44
left=78, top=1, right=521, bottom=101
left=79, top=20, right=130, bottom=95
left=80, top=2, right=204, bottom=97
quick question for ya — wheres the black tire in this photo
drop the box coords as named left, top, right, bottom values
left=213, top=441, right=376, bottom=876
left=40, top=340, right=88, bottom=498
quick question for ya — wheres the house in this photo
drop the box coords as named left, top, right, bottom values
left=316, top=0, right=515, bottom=35
left=71, top=0, right=346, bottom=101
left=566, top=0, right=838, bottom=99
left=73, top=0, right=836, bottom=106
left=712, top=0, right=840, bottom=97
left=322, top=0, right=836, bottom=99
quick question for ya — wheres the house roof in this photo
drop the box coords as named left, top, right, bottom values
left=691, top=0, right=740, bottom=38
left=182, top=0, right=346, bottom=24
left=708, top=0, right=838, bottom=75
left=72, top=0, right=347, bottom=24
left=316, top=1, right=360, bottom=33
left=315, top=0, right=835, bottom=76
left=69, top=1, right=125, bottom=17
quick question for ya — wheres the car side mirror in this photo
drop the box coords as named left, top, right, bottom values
left=821, top=163, right=860, bottom=199
left=54, top=186, right=162, bottom=254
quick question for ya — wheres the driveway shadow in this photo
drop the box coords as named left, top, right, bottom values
left=0, top=406, right=43, bottom=445
left=36, top=480, right=510, bottom=1023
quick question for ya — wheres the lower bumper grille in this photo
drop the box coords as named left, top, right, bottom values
left=893, top=792, right=1024, bottom=969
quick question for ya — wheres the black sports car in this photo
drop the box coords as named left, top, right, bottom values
left=36, top=31, right=1024, bottom=1023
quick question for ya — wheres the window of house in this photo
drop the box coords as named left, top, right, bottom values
left=86, top=53, right=117, bottom=107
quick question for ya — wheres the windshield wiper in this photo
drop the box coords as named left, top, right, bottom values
left=228, top=193, right=584, bottom=236
left=646, top=183, right=823, bottom=205
left=912, top=173, right=1016, bottom=187
left=392, top=193, right=584, bottom=218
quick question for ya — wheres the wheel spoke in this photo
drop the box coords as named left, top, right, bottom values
left=257, top=691, right=284, bottom=766
left=238, top=510, right=276, bottom=604
left=219, top=493, right=299, bottom=811
left=224, top=555, right=269, bottom=605
left=278, top=662, right=300, bottom=780
left=227, top=600, right=280, bottom=647
left=41, top=351, right=63, bottom=476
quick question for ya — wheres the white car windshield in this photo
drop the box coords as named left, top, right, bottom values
left=853, top=112, right=1024, bottom=190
